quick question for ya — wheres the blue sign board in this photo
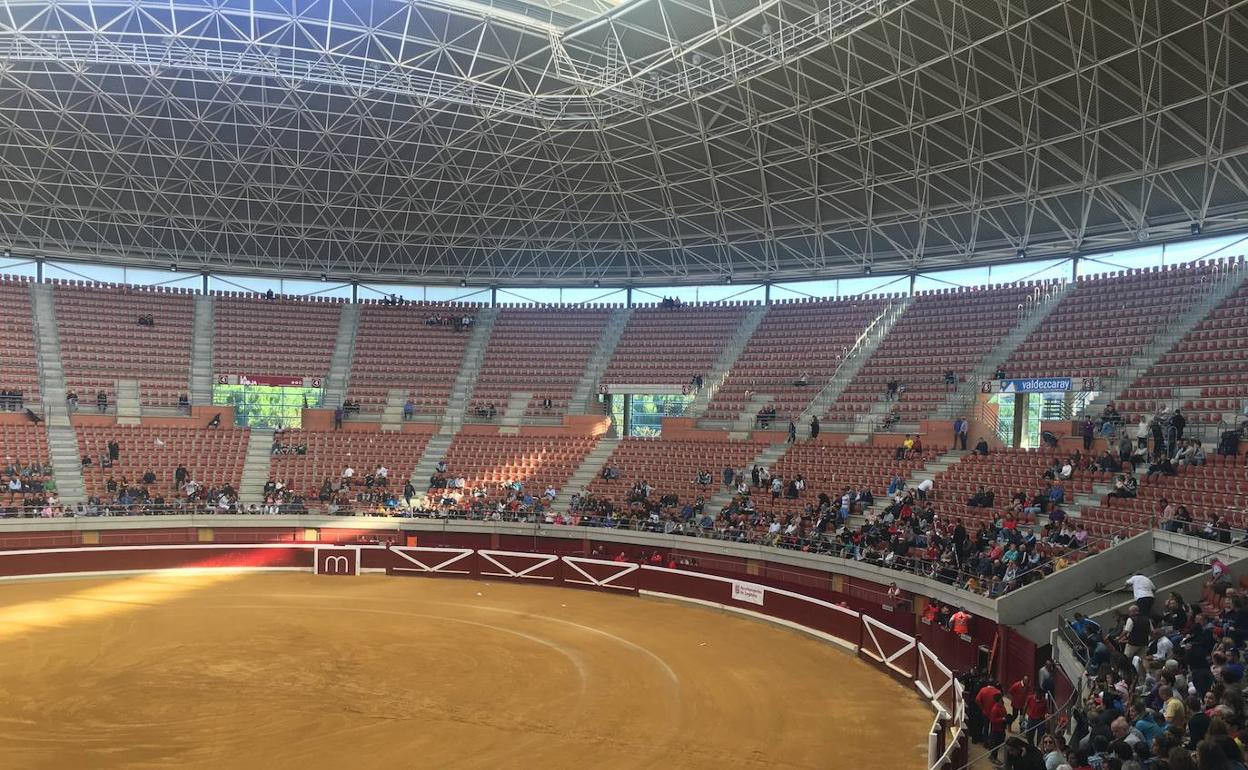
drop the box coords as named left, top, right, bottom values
left=982, top=377, right=1073, bottom=394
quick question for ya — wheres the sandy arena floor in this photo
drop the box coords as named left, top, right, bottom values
left=0, top=571, right=933, bottom=769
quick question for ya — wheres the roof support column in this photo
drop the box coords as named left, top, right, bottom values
left=351, top=281, right=358, bottom=303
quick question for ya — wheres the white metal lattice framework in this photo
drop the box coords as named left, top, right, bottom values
left=0, top=0, right=1245, bottom=286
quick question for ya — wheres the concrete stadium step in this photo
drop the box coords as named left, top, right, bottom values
left=30, top=283, right=86, bottom=505
left=687, top=304, right=768, bottom=420
left=410, top=433, right=455, bottom=491
left=115, top=380, right=142, bottom=425
left=562, top=435, right=621, bottom=500
left=704, top=442, right=790, bottom=513
left=379, top=388, right=408, bottom=433
left=800, top=296, right=912, bottom=425
left=439, top=308, right=498, bottom=435
left=190, top=295, right=215, bottom=406
left=930, top=282, right=1071, bottom=421
left=569, top=307, right=633, bottom=415
left=497, top=391, right=534, bottom=434
left=238, top=427, right=275, bottom=504
left=322, top=302, right=361, bottom=408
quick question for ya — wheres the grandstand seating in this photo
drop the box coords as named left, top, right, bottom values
left=429, top=434, right=597, bottom=496
left=469, top=307, right=610, bottom=418
left=76, top=425, right=250, bottom=498
left=213, top=294, right=343, bottom=379
left=705, top=297, right=892, bottom=422
left=1080, top=455, right=1248, bottom=534
left=751, top=443, right=936, bottom=518
left=1003, top=262, right=1231, bottom=382
left=0, top=425, right=51, bottom=481
left=268, top=431, right=432, bottom=502
left=585, top=437, right=770, bottom=506
left=825, top=284, right=1045, bottom=425
left=1117, top=280, right=1248, bottom=426
left=603, top=303, right=752, bottom=385
left=346, top=303, right=479, bottom=415
left=0, top=278, right=39, bottom=409
left=925, top=448, right=1099, bottom=529
left=54, top=282, right=194, bottom=407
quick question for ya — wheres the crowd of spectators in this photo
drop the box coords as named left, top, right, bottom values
left=417, top=460, right=559, bottom=519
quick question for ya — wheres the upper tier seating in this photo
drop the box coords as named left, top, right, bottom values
left=751, top=443, right=936, bottom=519
left=585, top=437, right=770, bottom=506
left=346, top=303, right=480, bottom=415
left=603, top=303, right=752, bottom=385
left=469, top=307, right=611, bottom=418
left=268, top=430, right=431, bottom=502
left=76, top=425, right=250, bottom=499
left=54, top=282, right=194, bottom=407
left=1117, top=278, right=1248, bottom=426
left=0, top=278, right=39, bottom=409
left=429, top=434, right=597, bottom=496
left=705, top=297, right=893, bottom=422
left=825, top=283, right=1048, bottom=425
left=213, top=293, right=343, bottom=379
left=1003, top=261, right=1232, bottom=381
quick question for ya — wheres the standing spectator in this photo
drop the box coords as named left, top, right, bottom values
left=1081, top=416, right=1095, bottom=451
left=809, top=415, right=820, bottom=441
left=986, top=692, right=1009, bottom=761
left=953, top=417, right=969, bottom=450
left=1173, top=409, right=1186, bottom=439
left=107, top=439, right=120, bottom=462
left=403, top=398, right=415, bottom=421
left=96, top=390, right=108, bottom=413
left=333, top=406, right=344, bottom=430
left=787, top=420, right=796, bottom=444
left=1125, top=572, right=1156, bottom=616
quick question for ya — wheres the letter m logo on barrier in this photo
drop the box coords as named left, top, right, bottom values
left=315, top=547, right=360, bottom=576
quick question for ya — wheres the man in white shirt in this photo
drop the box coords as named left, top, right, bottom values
left=1150, top=627, right=1174, bottom=665
left=342, top=466, right=355, bottom=480
left=1126, top=572, right=1156, bottom=616
left=917, top=477, right=934, bottom=501
left=376, top=466, right=388, bottom=479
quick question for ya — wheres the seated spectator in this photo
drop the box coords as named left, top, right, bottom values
left=967, top=486, right=995, bottom=508
left=1146, top=454, right=1177, bottom=478
left=403, top=399, right=415, bottom=421
left=177, top=393, right=190, bottom=414
left=894, top=434, right=915, bottom=461
left=943, top=369, right=957, bottom=390
left=974, top=438, right=990, bottom=455
left=794, top=372, right=808, bottom=387
left=1107, top=473, right=1138, bottom=499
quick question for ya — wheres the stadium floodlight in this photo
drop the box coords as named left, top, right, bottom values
left=319, top=273, right=328, bottom=282
left=1016, top=249, right=1026, bottom=260
left=863, top=265, right=872, bottom=275
left=459, top=278, right=467, bottom=287
left=1191, top=222, right=1202, bottom=236
left=592, top=279, right=600, bottom=288
left=169, top=262, right=177, bottom=272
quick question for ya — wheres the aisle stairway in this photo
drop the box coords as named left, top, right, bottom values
left=323, top=303, right=361, bottom=407
left=800, top=298, right=911, bottom=425
left=30, top=283, right=85, bottom=506
left=409, top=433, right=454, bottom=493
left=568, top=307, right=632, bottom=415
left=703, top=442, right=790, bottom=513
left=439, top=308, right=498, bottom=435
left=238, top=427, right=274, bottom=504
left=190, top=294, right=214, bottom=405
left=562, top=435, right=620, bottom=500
left=115, top=380, right=141, bottom=425
left=687, top=305, right=768, bottom=419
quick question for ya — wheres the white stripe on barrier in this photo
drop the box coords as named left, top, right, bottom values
left=478, top=550, right=557, bottom=579
left=561, top=556, right=638, bottom=590
left=389, top=546, right=474, bottom=575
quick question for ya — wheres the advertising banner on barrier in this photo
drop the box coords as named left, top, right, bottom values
left=217, top=374, right=323, bottom=388
left=731, top=581, right=765, bottom=606
left=982, top=377, right=1071, bottom=394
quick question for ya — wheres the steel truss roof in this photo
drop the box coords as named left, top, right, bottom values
left=0, top=0, right=1245, bottom=286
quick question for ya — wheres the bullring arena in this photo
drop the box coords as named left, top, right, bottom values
left=0, top=0, right=1244, bottom=768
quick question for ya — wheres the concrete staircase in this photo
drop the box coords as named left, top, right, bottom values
left=1084, top=266, right=1248, bottom=415
left=190, top=294, right=214, bottom=405
left=498, top=391, right=533, bottom=435
left=703, top=442, right=790, bottom=513
left=115, top=380, right=141, bottom=425
left=796, top=298, right=912, bottom=427
left=323, top=302, right=361, bottom=408
left=379, top=388, right=408, bottom=433
left=439, top=308, right=498, bottom=435
left=568, top=307, right=632, bottom=415
left=238, top=427, right=274, bottom=504
left=409, top=433, right=455, bottom=494
left=687, top=304, right=768, bottom=419
left=859, top=448, right=970, bottom=522
left=29, top=283, right=86, bottom=506
left=931, top=282, right=1072, bottom=422
left=727, top=393, right=774, bottom=440
left=562, top=435, right=620, bottom=500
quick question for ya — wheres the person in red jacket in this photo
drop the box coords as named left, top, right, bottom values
left=975, top=680, right=1002, bottom=743
left=987, top=692, right=1008, bottom=764
left=1007, top=675, right=1030, bottom=725
left=1022, top=688, right=1049, bottom=739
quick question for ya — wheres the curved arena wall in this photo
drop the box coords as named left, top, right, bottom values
left=0, top=525, right=972, bottom=769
